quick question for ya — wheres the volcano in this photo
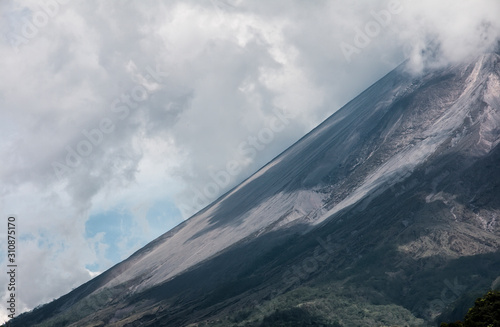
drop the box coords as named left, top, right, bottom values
left=11, top=52, right=500, bottom=327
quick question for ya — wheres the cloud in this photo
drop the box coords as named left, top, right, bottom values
left=393, top=1, right=500, bottom=73
left=0, top=0, right=499, bottom=320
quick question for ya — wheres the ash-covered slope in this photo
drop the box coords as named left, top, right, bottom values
left=11, top=53, right=500, bottom=327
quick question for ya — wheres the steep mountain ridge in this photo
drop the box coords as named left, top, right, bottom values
left=10, top=53, right=500, bottom=327
left=102, top=53, right=500, bottom=294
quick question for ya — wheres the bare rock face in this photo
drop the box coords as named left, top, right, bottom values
left=11, top=54, right=500, bottom=327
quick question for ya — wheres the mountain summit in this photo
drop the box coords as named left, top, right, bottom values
left=11, top=53, right=500, bottom=326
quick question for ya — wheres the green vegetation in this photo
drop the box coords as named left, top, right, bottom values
left=440, top=290, right=500, bottom=327
left=189, top=285, right=425, bottom=326
left=258, top=307, right=341, bottom=327
left=27, top=287, right=124, bottom=327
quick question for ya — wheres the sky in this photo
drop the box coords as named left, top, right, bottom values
left=0, top=0, right=499, bottom=321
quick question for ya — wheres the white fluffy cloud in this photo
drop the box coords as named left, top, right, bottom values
left=0, top=0, right=499, bottom=322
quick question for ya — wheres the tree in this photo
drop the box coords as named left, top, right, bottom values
left=440, top=290, right=500, bottom=327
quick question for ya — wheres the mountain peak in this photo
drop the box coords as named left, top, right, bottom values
left=11, top=50, right=500, bottom=327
